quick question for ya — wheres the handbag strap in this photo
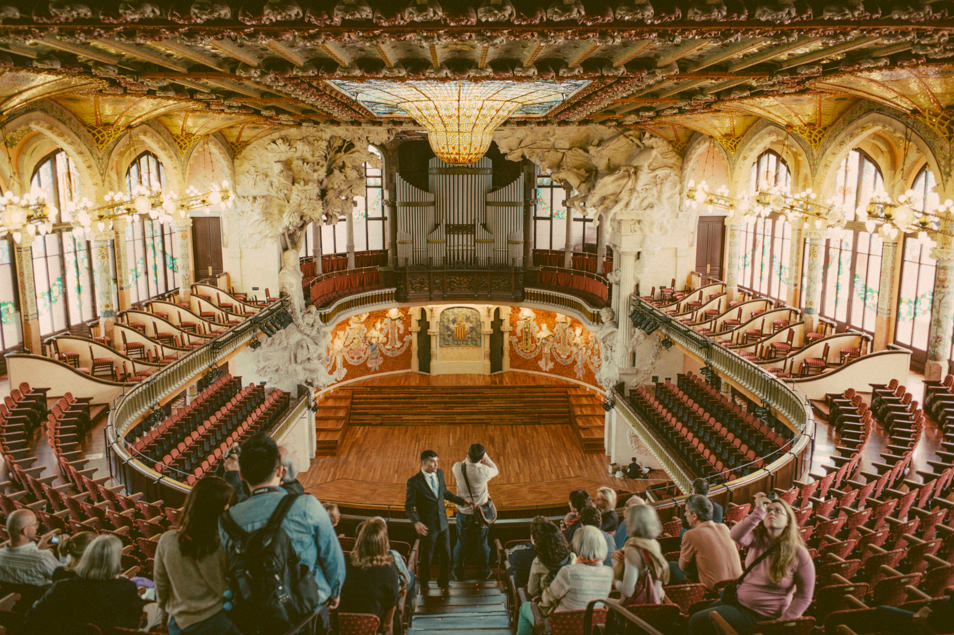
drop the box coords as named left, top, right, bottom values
left=460, top=460, right=476, bottom=502
left=736, top=540, right=780, bottom=585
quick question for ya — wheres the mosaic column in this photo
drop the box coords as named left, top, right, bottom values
left=873, top=239, right=900, bottom=351
left=925, top=246, right=954, bottom=380
left=786, top=222, right=805, bottom=307
left=112, top=217, right=132, bottom=310
left=90, top=227, right=117, bottom=336
left=346, top=210, right=355, bottom=269
left=13, top=234, right=40, bottom=354
left=802, top=227, right=826, bottom=330
left=723, top=215, right=745, bottom=299
left=172, top=216, right=194, bottom=302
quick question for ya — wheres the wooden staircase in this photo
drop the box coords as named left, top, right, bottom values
left=314, top=384, right=606, bottom=456
left=409, top=580, right=512, bottom=635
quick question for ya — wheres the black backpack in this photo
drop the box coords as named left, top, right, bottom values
left=220, top=493, right=321, bottom=633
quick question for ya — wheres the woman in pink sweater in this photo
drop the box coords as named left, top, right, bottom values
left=688, top=492, right=815, bottom=634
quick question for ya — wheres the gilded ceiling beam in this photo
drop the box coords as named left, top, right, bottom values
left=320, top=43, right=350, bottom=67
left=0, top=42, right=36, bottom=59
left=655, top=79, right=708, bottom=99
left=776, top=36, right=881, bottom=71
left=150, top=41, right=229, bottom=72
left=656, top=40, right=711, bottom=68
left=569, top=42, right=601, bottom=67
left=209, top=39, right=260, bottom=67
left=265, top=41, right=306, bottom=67
left=203, top=78, right=262, bottom=99
left=688, top=38, right=768, bottom=72
left=523, top=43, right=544, bottom=67
left=613, top=41, right=653, bottom=67
left=375, top=44, right=395, bottom=68
left=93, top=40, right=189, bottom=73
left=428, top=44, right=440, bottom=68
left=37, top=38, right=122, bottom=66
left=478, top=45, right=490, bottom=69
left=728, top=37, right=822, bottom=72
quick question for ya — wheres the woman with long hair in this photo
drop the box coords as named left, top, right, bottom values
left=154, top=475, right=239, bottom=635
left=52, top=530, right=95, bottom=581
left=23, top=534, right=143, bottom=630
left=688, top=492, right=815, bottom=634
left=614, top=503, right=670, bottom=603
left=339, top=516, right=401, bottom=625
left=595, top=487, right=619, bottom=533
left=526, top=520, right=575, bottom=599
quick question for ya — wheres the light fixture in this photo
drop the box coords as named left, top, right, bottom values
left=685, top=181, right=848, bottom=231
left=0, top=191, right=56, bottom=244
left=866, top=192, right=954, bottom=247
left=328, top=79, right=588, bottom=165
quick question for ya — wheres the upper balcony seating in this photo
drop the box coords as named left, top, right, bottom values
left=308, top=267, right=384, bottom=308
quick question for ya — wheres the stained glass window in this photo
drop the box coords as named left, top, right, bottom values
left=0, top=237, right=20, bottom=352
left=896, top=167, right=937, bottom=361
left=125, top=152, right=178, bottom=302
left=352, top=154, right=385, bottom=252
left=30, top=149, right=97, bottom=335
left=740, top=150, right=791, bottom=301
left=534, top=173, right=568, bottom=251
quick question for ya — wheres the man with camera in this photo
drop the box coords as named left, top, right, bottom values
left=451, top=444, right=498, bottom=581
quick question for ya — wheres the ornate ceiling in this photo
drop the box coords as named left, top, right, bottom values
left=0, top=1, right=953, bottom=150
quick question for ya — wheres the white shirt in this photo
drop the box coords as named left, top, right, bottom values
left=452, top=456, right=498, bottom=513
left=0, top=542, right=60, bottom=587
left=420, top=469, right=439, bottom=497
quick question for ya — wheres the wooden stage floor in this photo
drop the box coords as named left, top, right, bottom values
left=299, top=372, right=649, bottom=511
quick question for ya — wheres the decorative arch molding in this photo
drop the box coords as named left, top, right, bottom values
left=681, top=133, right=732, bottom=192
left=183, top=134, right=234, bottom=191
left=3, top=107, right=103, bottom=195
left=732, top=121, right=812, bottom=194
left=814, top=108, right=942, bottom=199
left=105, top=120, right=185, bottom=194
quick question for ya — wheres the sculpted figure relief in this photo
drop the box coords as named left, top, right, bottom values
left=595, top=307, right=620, bottom=390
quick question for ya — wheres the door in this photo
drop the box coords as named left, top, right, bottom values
left=695, top=216, right=725, bottom=280
left=192, top=217, right=223, bottom=281
left=417, top=311, right=431, bottom=373
left=490, top=308, right=504, bottom=373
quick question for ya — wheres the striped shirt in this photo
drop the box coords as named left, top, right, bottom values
left=0, top=543, right=60, bottom=587
left=543, top=562, right=613, bottom=613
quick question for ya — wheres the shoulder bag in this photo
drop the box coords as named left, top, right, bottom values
left=460, top=461, right=498, bottom=526
left=625, top=547, right=663, bottom=605
left=721, top=541, right=780, bottom=607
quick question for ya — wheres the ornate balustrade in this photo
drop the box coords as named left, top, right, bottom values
left=396, top=266, right=524, bottom=302
left=306, top=266, right=385, bottom=307
left=532, top=249, right=613, bottom=275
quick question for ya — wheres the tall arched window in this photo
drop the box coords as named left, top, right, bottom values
left=896, top=167, right=937, bottom=365
left=534, top=173, right=568, bottom=251
left=30, top=150, right=97, bottom=335
left=125, top=151, right=177, bottom=302
left=0, top=233, right=21, bottom=356
left=320, top=215, right=348, bottom=255
left=352, top=154, right=385, bottom=252
left=819, top=149, right=884, bottom=333
left=739, top=150, right=791, bottom=300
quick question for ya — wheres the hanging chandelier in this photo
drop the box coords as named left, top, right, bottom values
left=1, top=181, right=233, bottom=243
left=866, top=190, right=954, bottom=245
left=329, top=79, right=588, bottom=164
left=685, top=181, right=848, bottom=231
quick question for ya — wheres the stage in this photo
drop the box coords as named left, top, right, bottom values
left=300, top=372, right=659, bottom=513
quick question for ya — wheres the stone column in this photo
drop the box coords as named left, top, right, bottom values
left=409, top=307, right=420, bottom=373
left=615, top=248, right=638, bottom=371
left=926, top=245, right=954, bottom=380
left=501, top=306, right=512, bottom=371
left=313, top=223, right=323, bottom=274
left=787, top=222, right=805, bottom=307
left=802, top=228, right=827, bottom=330
left=90, top=228, right=117, bottom=337
left=723, top=214, right=745, bottom=299
left=563, top=190, right=574, bottom=269
left=596, top=221, right=607, bottom=274
left=522, top=162, right=535, bottom=268
left=112, top=217, right=132, bottom=310
left=346, top=210, right=355, bottom=269
left=384, top=145, right=399, bottom=269
left=873, top=238, right=901, bottom=351
left=172, top=216, right=194, bottom=302
left=13, top=235, right=41, bottom=354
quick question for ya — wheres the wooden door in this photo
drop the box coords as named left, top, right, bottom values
left=695, top=216, right=725, bottom=280
left=490, top=308, right=504, bottom=373
left=192, top=217, right=223, bottom=281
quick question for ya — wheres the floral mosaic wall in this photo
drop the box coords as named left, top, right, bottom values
left=508, top=307, right=602, bottom=387
left=325, top=308, right=413, bottom=381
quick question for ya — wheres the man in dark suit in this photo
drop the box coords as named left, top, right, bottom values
left=405, top=449, right=469, bottom=598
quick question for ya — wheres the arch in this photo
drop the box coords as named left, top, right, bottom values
left=183, top=135, right=233, bottom=194
left=815, top=111, right=941, bottom=199
left=682, top=134, right=731, bottom=194
left=105, top=121, right=184, bottom=194
left=732, top=120, right=811, bottom=194
left=4, top=109, right=103, bottom=196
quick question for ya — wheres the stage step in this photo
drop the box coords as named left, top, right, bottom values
left=410, top=580, right=512, bottom=634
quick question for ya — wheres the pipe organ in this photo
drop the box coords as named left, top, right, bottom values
left=396, top=157, right=524, bottom=268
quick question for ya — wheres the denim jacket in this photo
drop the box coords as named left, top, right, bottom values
left=219, top=487, right=346, bottom=604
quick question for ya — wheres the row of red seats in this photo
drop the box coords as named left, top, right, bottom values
left=129, top=374, right=240, bottom=452
left=531, top=249, right=613, bottom=274
left=535, top=268, right=608, bottom=305
left=182, top=389, right=290, bottom=486
left=307, top=267, right=384, bottom=307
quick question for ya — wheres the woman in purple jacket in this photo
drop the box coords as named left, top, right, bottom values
left=688, top=492, right=815, bottom=634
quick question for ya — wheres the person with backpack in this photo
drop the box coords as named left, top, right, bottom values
left=219, top=435, right=345, bottom=634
